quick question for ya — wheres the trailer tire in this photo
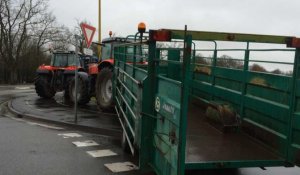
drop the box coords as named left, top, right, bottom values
left=35, top=75, right=55, bottom=98
left=95, top=68, right=114, bottom=111
left=69, top=76, right=90, bottom=105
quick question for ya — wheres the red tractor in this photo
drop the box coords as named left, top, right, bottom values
left=94, top=37, right=123, bottom=110
left=95, top=25, right=147, bottom=111
left=35, top=23, right=146, bottom=110
left=34, top=51, right=97, bottom=105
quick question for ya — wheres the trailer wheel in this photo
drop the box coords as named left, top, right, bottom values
left=69, top=76, right=90, bottom=105
left=35, top=75, right=55, bottom=98
left=95, top=68, right=114, bottom=111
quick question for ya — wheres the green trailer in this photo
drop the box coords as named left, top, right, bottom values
left=112, top=27, right=300, bottom=175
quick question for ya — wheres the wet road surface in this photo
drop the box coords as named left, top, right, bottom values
left=0, top=86, right=299, bottom=175
left=11, top=93, right=121, bottom=136
left=0, top=87, right=140, bottom=175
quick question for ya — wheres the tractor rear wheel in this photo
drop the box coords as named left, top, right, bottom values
left=35, top=75, right=55, bottom=98
left=68, top=76, right=90, bottom=105
left=95, top=68, right=114, bottom=111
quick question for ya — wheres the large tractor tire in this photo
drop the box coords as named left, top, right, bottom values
left=95, top=68, right=114, bottom=111
left=69, top=76, right=90, bottom=105
left=35, top=75, right=55, bottom=98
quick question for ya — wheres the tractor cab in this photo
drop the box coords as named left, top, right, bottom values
left=79, top=55, right=98, bottom=71
left=100, top=37, right=127, bottom=61
left=100, top=36, right=147, bottom=63
left=95, top=28, right=149, bottom=111
left=35, top=50, right=91, bottom=105
left=50, top=51, right=81, bottom=69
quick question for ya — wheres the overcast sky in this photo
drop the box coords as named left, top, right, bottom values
left=49, top=0, right=299, bottom=71
left=49, top=0, right=300, bottom=40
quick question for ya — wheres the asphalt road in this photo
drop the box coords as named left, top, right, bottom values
left=0, top=86, right=299, bottom=175
left=0, top=117, right=140, bottom=175
left=0, top=86, right=140, bottom=175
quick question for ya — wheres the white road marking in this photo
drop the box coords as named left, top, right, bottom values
left=72, top=140, right=99, bottom=147
left=58, top=133, right=82, bottom=138
left=104, top=162, right=138, bottom=173
left=8, top=116, right=64, bottom=130
left=27, top=122, right=38, bottom=125
left=8, top=116, right=24, bottom=122
left=15, top=86, right=31, bottom=90
left=86, top=149, right=117, bottom=158
left=27, top=122, right=64, bottom=130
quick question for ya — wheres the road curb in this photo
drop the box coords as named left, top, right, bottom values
left=7, top=100, right=122, bottom=138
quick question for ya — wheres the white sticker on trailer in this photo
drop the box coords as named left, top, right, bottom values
left=155, top=97, right=161, bottom=112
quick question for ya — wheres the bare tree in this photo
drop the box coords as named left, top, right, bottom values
left=250, top=63, right=267, bottom=72
left=217, top=55, right=244, bottom=69
left=49, top=25, right=72, bottom=51
left=0, top=0, right=51, bottom=83
left=0, top=0, right=69, bottom=83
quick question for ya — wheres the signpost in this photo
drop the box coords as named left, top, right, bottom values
left=80, top=23, right=96, bottom=48
left=74, top=35, right=81, bottom=124
left=83, top=48, right=93, bottom=56
left=74, top=23, right=96, bottom=124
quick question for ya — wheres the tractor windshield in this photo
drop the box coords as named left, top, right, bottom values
left=101, top=42, right=147, bottom=62
left=51, top=53, right=80, bottom=67
left=101, top=44, right=112, bottom=60
left=125, top=46, right=147, bottom=62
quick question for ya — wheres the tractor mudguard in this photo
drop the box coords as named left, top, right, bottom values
left=88, top=63, right=99, bottom=75
left=98, top=59, right=114, bottom=72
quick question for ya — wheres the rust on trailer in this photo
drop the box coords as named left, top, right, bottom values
left=194, top=66, right=211, bottom=75
left=249, top=77, right=269, bottom=87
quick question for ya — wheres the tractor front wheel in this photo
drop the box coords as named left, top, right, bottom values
left=95, top=68, right=114, bottom=111
left=35, top=75, right=55, bottom=98
left=68, top=76, right=90, bottom=105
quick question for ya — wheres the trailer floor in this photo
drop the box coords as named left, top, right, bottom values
left=185, top=103, right=282, bottom=163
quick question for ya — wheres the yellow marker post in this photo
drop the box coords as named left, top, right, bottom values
left=98, top=0, right=102, bottom=59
